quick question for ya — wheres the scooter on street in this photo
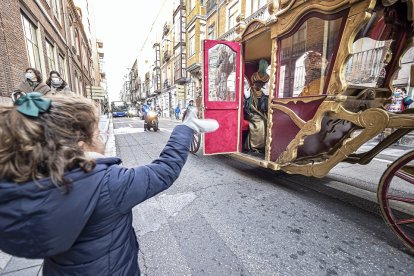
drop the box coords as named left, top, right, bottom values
left=145, top=110, right=159, bottom=132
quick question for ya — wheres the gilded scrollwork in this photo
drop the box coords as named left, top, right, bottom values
left=387, top=38, right=414, bottom=94
left=241, top=20, right=266, bottom=38
left=281, top=107, right=390, bottom=177
left=267, top=0, right=281, bottom=15
left=275, top=99, right=344, bottom=164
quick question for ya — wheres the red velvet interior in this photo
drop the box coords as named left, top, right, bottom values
left=270, top=97, right=326, bottom=161
left=244, top=62, right=259, bottom=85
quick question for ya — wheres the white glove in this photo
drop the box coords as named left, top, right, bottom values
left=182, top=107, right=219, bottom=133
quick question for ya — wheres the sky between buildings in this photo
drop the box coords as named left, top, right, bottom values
left=93, top=0, right=169, bottom=102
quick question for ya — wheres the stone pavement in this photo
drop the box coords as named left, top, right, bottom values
left=0, top=115, right=112, bottom=276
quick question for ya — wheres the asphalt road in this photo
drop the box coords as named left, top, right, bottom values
left=112, top=117, right=414, bottom=276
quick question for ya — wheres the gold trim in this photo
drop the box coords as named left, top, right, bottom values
left=273, top=95, right=327, bottom=104
left=272, top=104, right=306, bottom=128
left=241, top=19, right=266, bottom=39
left=270, top=0, right=359, bottom=39
left=228, top=153, right=272, bottom=168
left=276, top=100, right=344, bottom=164
left=327, top=0, right=376, bottom=95
left=281, top=107, right=390, bottom=177
left=265, top=37, right=278, bottom=161
left=387, top=38, right=414, bottom=96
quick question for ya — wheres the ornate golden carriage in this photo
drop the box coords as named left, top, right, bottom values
left=201, top=0, right=414, bottom=250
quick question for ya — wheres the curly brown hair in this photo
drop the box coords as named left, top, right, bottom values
left=0, top=95, right=98, bottom=192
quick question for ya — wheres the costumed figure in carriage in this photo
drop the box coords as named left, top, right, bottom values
left=244, top=59, right=270, bottom=153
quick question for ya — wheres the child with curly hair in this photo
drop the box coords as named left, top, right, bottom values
left=0, top=92, right=218, bottom=275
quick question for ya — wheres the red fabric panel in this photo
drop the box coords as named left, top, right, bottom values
left=244, top=62, right=259, bottom=87
left=205, top=109, right=239, bottom=154
left=241, top=119, right=249, bottom=131
left=270, top=97, right=325, bottom=162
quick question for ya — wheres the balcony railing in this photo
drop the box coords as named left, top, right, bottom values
left=245, top=5, right=269, bottom=25
left=219, top=27, right=236, bottom=41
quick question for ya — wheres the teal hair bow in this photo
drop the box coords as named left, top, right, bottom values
left=14, top=92, right=51, bottom=117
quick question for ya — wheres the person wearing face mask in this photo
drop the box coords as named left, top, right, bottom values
left=46, top=71, right=72, bottom=95
left=13, top=68, right=51, bottom=95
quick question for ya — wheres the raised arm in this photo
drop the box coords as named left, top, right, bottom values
left=107, top=125, right=193, bottom=213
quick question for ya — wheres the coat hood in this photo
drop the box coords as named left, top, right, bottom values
left=0, top=157, right=121, bottom=258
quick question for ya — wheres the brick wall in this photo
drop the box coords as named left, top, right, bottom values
left=0, top=0, right=93, bottom=99
left=0, top=0, right=28, bottom=97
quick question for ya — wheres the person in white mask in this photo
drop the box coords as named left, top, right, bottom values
left=13, top=68, right=51, bottom=95
left=46, top=71, right=73, bottom=95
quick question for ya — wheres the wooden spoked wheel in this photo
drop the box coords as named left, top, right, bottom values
left=378, top=150, right=414, bottom=250
left=182, top=108, right=201, bottom=154
left=190, top=132, right=201, bottom=154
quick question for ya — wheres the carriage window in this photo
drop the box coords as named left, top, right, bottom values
left=392, top=46, right=414, bottom=98
left=208, top=44, right=237, bottom=101
left=345, top=9, right=395, bottom=88
left=278, top=16, right=343, bottom=98
left=345, top=38, right=393, bottom=88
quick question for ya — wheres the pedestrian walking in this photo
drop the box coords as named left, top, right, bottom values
left=46, top=71, right=73, bottom=95
left=13, top=67, right=51, bottom=95
left=0, top=93, right=218, bottom=275
left=175, top=105, right=181, bottom=120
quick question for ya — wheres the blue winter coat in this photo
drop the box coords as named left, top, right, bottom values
left=0, top=125, right=193, bottom=275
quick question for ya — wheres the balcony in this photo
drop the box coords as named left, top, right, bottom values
left=245, top=5, right=269, bottom=25
left=219, top=27, right=236, bottom=41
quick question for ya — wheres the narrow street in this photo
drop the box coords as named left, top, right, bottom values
left=112, top=117, right=414, bottom=276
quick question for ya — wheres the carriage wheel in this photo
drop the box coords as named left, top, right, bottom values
left=190, top=132, right=201, bottom=154
left=378, top=150, right=414, bottom=250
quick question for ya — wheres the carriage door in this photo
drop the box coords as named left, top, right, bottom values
left=203, top=40, right=241, bottom=155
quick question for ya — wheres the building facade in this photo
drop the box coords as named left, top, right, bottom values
left=125, top=0, right=272, bottom=118
left=0, top=0, right=106, bottom=104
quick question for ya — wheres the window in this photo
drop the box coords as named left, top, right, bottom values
left=278, top=16, right=345, bottom=98
left=21, top=15, right=42, bottom=71
left=74, top=72, right=79, bottom=95
left=228, top=3, right=239, bottom=29
left=82, top=44, right=88, bottom=71
left=74, top=29, right=80, bottom=55
left=200, top=25, right=205, bottom=45
left=58, top=54, right=66, bottom=81
left=189, top=0, right=196, bottom=11
left=208, top=24, right=215, bottom=39
left=52, top=0, right=61, bottom=23
left=45, top=40, right=56, bottom=71
left=251, top=0, right=266, bottom=13
left=189, top=27, right=195, bottom=57
left=174, top=12, right=181, bottom=44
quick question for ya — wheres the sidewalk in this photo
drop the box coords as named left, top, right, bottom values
left=0, top=116, right=113, bottom=276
